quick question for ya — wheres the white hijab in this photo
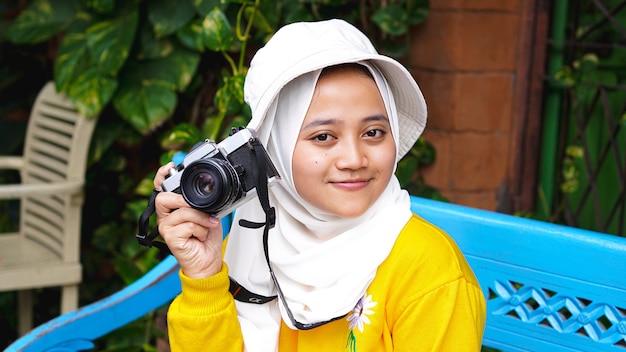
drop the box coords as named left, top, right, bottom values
left=223, top=62, right=412, bottom=352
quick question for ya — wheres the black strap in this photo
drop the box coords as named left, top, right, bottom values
left=232, top=139, right=277, bottom=304
left=136, top=189, right=172, bottom=256
left=238, top=139, right=276, bottom=230
left=236, top=140, right=343, bottom=329
left=229, top=277, right=276, bottom=304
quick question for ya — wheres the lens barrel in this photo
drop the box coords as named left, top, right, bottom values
left=179, top=158, right=241, bottom=214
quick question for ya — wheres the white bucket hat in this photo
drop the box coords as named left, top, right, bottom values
left=244, top=18, right=427, bottom=158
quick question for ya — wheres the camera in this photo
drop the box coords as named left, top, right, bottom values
left=161, top=127, right=280, bottom=218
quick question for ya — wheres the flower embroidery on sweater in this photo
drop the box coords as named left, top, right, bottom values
left=345, top=294, right=377, bottom=352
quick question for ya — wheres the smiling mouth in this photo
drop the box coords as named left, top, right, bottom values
left=331, top=179, right=370, bottom=190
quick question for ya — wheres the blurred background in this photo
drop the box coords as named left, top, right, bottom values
left=1, top=0, right=624, bottom=350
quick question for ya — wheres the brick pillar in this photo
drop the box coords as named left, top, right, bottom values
left=409, top=1, right=530, bottom=211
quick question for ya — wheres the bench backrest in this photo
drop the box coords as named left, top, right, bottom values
left=7, top=196, right=626, bottom=351
left=414, top=197, right=626, bottom=351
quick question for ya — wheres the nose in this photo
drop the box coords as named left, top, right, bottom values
left=335, top=138, right=367, bottom=170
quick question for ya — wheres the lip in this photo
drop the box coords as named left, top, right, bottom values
left=330, top=179, right=370, bottom=191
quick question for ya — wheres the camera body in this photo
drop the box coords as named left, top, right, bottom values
left=161, top=128, right=280, bottom=218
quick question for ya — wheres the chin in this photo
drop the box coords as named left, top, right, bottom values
left=330, top=206, right=369, bottom=219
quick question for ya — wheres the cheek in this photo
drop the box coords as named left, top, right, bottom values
left=375, top=142, right=397, bottom=175
left=292, top=148, right=319, bottom=190
left=385, top=152, right=397, bottom=172
left=294, top=155, right=322, bottom=176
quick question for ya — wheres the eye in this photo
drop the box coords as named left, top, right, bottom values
left=363, top=129, right=386, bottom=138
left=313, top=133, right=333, bottom=142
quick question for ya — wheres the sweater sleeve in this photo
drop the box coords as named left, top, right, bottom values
left=392, top=277, right=486, bottom=351
left=167, top=263, right=244, bottom=352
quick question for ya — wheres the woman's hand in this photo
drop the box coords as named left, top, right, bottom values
left=154, top=162, right=224, bottom=278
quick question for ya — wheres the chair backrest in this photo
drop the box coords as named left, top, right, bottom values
left=18, top=82, right=97, bottom=262
left=6, top=196, right=626, bottom=351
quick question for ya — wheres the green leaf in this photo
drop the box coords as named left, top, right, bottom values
left=202, top=8, right=235, bottom=51
left=560, top=179, right=579, bottom=194
left=86, top=9, right=139, bottom=76
left=379, top=38, right=409, bottom=58
left=214, top=74, right=245, bottom=116
left=4, top=0, right=82, bottom=44
left=372, top=4, right=409, bottom=36
left=158, top=46, right=202, bottom=91
left=407, top=0, right=429, bottom=26
left=148, top=0, right=196, bottom=38
left=203, top=113, right=225, bottom=141
left=55, top=8, right=137, bottom=111
left=54, top=17, right=93, bottom=93
left=114, top=255, right=144, bottom=285
left=409, top=138, right=436, bottom=166
left=86, top=0, right=115, bottom=14
left=177, top=18, right=206, bottom=52
left=396, top=157, right=417, bottom=186
left=67, top=68, right=118, bottom=118
left=245, top=6, right=273, bottom=36
left=113, top=46, right=200, bottom=133
left=193, top=0, right=224, bottom=16
left=160, top=123, right=202, bottom=149
left=553, top=66, right=575, bottom=87
left=138, top=20, right=175, bottom=60
left=87, top=115, right=125, bottom=166
left=113, top=78, right=178, bottom=133
left=135, top=178, right=156, bottom=197
left=565, top=145, right=584, bottom=159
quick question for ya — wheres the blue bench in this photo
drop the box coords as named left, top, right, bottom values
left=7, top=196, right=626, bottom=351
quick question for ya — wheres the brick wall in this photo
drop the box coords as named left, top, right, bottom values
left=409, top=1, right=543, bottom=211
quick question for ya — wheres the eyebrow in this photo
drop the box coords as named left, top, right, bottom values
left=300, top=114, right=389, bottom=131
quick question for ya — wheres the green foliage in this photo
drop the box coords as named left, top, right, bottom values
left=1, top=0, right=433, bottom=349
left=4, top=0, right=430, bottom=137
left=532, top=0, right=626, bottom=233
left=397, top=137, right=448, bottom=201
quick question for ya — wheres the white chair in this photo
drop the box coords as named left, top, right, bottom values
left=0, top=82, right=98, bottom=335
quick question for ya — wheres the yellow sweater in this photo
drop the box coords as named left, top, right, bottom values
left=167, top=214, right=486, bottom=351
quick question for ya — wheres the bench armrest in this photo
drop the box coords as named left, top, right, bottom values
left=0, top=181, right=83, bottom=199
left=0, top=156, right=24, bottom=171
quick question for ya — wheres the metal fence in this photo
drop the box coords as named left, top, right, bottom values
left=543, top=0, right=626, bottom=236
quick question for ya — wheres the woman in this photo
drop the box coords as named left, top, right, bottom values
left=154, top=19, right=485, bottom=351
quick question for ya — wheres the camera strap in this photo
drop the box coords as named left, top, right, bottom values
left=235, top=140, right=342, bottom=330
left=231, top=138, right=279, bottom=304
left=136, top=189, right=171, bottom=255
left=135, top=137, right=279, bottom=305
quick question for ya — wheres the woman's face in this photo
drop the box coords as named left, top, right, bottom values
left=292, top=67, right=397, bottom=218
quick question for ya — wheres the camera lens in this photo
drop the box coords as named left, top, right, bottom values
left=193, top=172, right=218, bottom=197
left=179, top=158, right=241, bottom=214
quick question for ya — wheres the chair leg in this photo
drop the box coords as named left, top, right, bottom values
left=17, top=289, right=33, bottom=336
left=61, top=284, right=79, bottom=314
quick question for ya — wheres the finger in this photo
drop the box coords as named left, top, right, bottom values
left=159, top=208, right=220, bottom=239
left=156, top=210, right=224, bottom=278
left=154, top=162, right=175, bottom=189
left=161, top=221, right=210, bottom=244
left=155, top=191, right=189, bottom=215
